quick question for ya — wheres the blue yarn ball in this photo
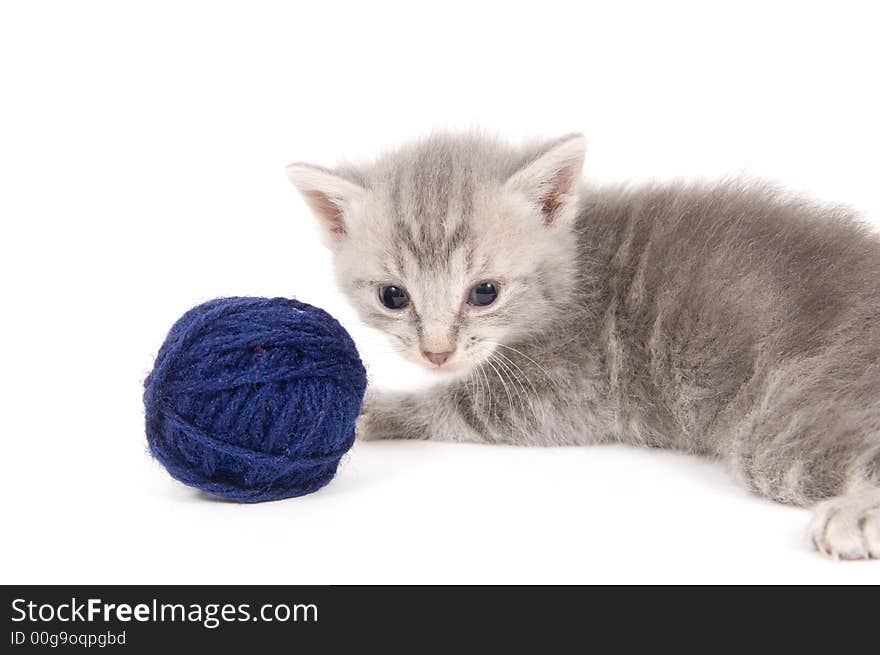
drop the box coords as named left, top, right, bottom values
left=144, top=297, right=367, bottom=502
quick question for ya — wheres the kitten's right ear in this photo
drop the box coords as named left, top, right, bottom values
left=505, top=133, right=586, bottom=226
left=286, top=163, right=365, bottom=240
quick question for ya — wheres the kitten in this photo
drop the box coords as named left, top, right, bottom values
left=287, top=133, right=880, bottom=560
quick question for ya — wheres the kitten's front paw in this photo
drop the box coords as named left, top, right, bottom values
left=355, top=391, right=412, bottom=441
left=808, top=489, right=880, bottom=560
left=355, top=407, right=384, bottom=441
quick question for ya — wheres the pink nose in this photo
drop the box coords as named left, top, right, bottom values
left=423, top=350, right=454, bottom=367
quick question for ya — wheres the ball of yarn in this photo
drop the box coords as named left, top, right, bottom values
left=144, top=297, right=366, bottom=502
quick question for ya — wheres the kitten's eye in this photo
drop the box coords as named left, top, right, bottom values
left=379, top=285, right=410, bottom=310
left=468, top=281, right=499, bottom=307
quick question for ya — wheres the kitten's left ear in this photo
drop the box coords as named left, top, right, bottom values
left=505, top=133, right=586, bottom=225
left=286, top=163, right=366, bottom=242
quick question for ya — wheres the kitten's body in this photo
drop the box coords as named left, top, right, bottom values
left=288, top=134, right=880, bottom=559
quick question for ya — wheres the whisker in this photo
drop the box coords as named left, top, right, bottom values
left=486, top=341, right=560, bottom=390
left=474, top=361, right=488, bottom=416
left=493, top=350, right=536, bottom=396
left=493, top=349, right=546, bottom=424
left=490, top=352, right=528, bottom=417
left=477, top=361, right=493, bottom=418
left=485, top=357, right=515, bottom=417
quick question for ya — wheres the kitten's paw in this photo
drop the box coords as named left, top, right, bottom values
left=355, top=408, right=384, bottom=441
left=808, top=489, right=880, bottom=560
left=355, top=391, right=410, bottom=441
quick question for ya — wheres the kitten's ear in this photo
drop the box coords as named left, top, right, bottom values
left=505, top=133, right=586, bottom=225
left=286, top=163, right=365, bottom=240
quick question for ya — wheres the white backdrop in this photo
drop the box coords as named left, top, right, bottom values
left=2, top=0, right=879, bottom=583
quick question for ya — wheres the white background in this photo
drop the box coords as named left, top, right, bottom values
left=2, top=1, right=879, bottom=584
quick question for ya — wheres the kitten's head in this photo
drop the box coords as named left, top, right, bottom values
left=287, top=133, right=585, bottom=380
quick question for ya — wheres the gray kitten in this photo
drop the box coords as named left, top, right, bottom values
left=287, top=133, right=880, bottom=560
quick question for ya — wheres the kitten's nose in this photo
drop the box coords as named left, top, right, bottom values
left=423, top=350, right=454, bottom=367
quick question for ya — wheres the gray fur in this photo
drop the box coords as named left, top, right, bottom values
left=288, top=133, right=880, bottom=559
